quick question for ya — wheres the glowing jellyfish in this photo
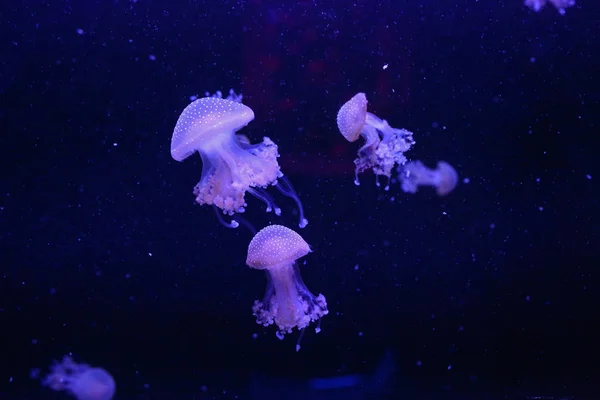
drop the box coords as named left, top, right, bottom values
left=41, top=356, right=115, bottom=400
left=247, top=224, right=328, bottom=351
left=171, top=97, right=308, bottom=228
left=399, top=160, right=459, bottom=196
left=336, top=92, right=415, bottom=190
left=524, top=0, right=574, bottom=14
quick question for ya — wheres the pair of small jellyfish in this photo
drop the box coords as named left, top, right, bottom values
left=170, top=89, right=308, bottom=229
left=524, top=0, right=575, bottom=14
left=336, top=92, right=458, bottom=196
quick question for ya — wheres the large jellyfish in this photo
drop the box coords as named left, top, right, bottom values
left=336, top=92, right=415, bottom=190
left=247, top=224, right=328, bottom=351
left=171, top=96, right=308, bottom=228
left=399, top=160, right=459, bottom=196
left=41, top=356, right=115, bottom=400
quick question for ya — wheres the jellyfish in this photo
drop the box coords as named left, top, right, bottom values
left=336, top=92, right=415, bottom=190
left=399, top=160, right=459, bottom=196
left=41, top=356, right=115, bottom=400
left=524, top=0, right=574, bottom=14
left=247, top=224, right=328, bottom=351
left=171, top=97, right=308, bottom=228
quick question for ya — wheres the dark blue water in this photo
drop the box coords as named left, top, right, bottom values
left=1, top=0, right=598, bottom=399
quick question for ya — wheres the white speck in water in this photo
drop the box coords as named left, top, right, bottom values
left=382, top=63, right=389, bottom=70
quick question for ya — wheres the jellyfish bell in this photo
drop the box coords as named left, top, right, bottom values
left=337, top=92, right=415, bottom=190
left=171, top=97, right=308, bottom=228
left=399, top=160, right=459, bottom=196
left=247, top=225, right=328, bottom=350
left=434, top=161, right=459, bottom=196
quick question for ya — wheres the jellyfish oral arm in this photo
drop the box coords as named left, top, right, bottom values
left=253, top=263, right=328, bottom=337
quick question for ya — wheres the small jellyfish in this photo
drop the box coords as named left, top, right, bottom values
left=41, top=356, right=115, bottom=400
left=399, top=160, right=459, bottom=196
left=524, top=0, right=575, bottom=14
left=336, top=92, right=415, bottom=190
left=247, top=225, right=328, bottom=350
left=171, top=97, right=308, bottom=228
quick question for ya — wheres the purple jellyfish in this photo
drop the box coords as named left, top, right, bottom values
left=525, top=0, right=574, bottom=14
left=247, top=224, right=328, bottom=351
left=336, top=92, right=415, bottom=190
left=171, top=97, right=308, bottom=228
left=41, top=356, right=115, bottom=400
left=399, top=160, right=459, bottom=196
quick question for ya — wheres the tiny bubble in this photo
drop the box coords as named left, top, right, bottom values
left=76, top=28, right=84, bottom=35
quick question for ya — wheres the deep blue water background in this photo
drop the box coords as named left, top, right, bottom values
left=1, top=0, right=599, bottom=398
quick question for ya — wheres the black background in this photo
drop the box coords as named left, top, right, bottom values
left=1, top=0, right=599, bottom=398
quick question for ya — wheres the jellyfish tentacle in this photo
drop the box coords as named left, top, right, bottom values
left=248, top=187, right=282, bottom=215
left=274, top=176, right=309, bottom=228
left=213, top=206, right=240, bottom=229
left=296, top=328, right=306, bottom=352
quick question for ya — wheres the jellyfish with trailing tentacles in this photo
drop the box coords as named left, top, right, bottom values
left=41, top=356, right=115, bottom=400
left=247, top=224, right=328, bottom=351
left=399, top=160, right=459, bottom=196
left=337, top=92, right=415, bottom=190
left=171, top=96, right=308, bottom=229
